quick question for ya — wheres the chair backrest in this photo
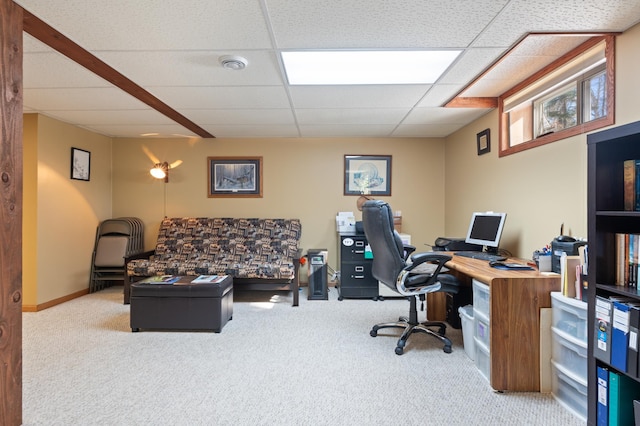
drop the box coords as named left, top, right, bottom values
left=361, top=200, right=406, bottom=289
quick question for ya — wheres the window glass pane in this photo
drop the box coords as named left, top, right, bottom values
left=535, top=83, right=577, bottom=137
left=583, top=71, right=607, bottom=122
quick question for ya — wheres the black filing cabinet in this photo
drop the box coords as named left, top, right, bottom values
left=338, top=234, right=378, bottom=300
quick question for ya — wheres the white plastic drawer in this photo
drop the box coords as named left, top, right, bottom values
left=472, top=279, right=490, bottom=319
left=474, top=314, right=490, bottom=350
left=551, top=361, right=587, bottom=421
left=551, top=292, right=588, bottom=342
left=474, top=336, right=490, bottom=383
left=551, top=327, right=587, bottom=380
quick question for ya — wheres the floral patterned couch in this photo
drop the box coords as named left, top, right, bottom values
left=125, top=217, right=302, bottom=306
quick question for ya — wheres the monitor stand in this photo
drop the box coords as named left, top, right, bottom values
left=484, top=246, right=499, bottom=255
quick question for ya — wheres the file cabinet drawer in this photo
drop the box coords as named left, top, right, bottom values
left=472, top=279, right=490, bottom=318
left=551, top=327, right=587, bottom=380
left=551, top=292, right=588, bottom=342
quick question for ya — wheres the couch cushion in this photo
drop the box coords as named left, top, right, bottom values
left=128, top=217, right=301, bottom=279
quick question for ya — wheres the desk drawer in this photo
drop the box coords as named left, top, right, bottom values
left=472, top=279, right=490, bottom=319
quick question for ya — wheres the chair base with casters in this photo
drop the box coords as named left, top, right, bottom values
left=370, top=293, right=453, bottom=354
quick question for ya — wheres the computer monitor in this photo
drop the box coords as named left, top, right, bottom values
left=464, top=212, right=507, bottom=253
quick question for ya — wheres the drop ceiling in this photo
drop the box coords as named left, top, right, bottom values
left=14, top=0, right=640, bottom=139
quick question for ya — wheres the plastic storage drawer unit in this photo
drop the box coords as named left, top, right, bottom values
left=551, top=292, right=588, bottom=342
left=551, top=327, right=587, bottom=379
left=474, top=336, right=490, bottom=382
left=459, top=305, right=475, bottom=361
left=551, top=360, right=587, bottom=421
left=474, top=311, right=490, bottom=350
left=472, top=279, right=490, bottom=318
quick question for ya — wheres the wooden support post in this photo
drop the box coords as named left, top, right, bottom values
left=0, top=0, right=24, bottom=424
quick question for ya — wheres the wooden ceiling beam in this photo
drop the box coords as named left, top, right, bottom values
left=21, top=8, right=215, bottom=138
left=445, top=97, right=498, bottom=108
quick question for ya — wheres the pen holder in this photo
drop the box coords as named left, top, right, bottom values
left=538, top=254, right=552, bottom=272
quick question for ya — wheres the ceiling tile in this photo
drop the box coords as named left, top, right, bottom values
left=149, top=86, right=291, bottom=109
left=24, top=87, right=150, bottom=110
left=298, top=124, right=396, bottom=137
left=403, top=108, right=490, bottom=125
left=185, top=109, right=296, bottom=125
left=203, top=125, right=301, bottom=138
left=265, top=0, right=509, bottom=48
left=17, top=0, right=273, bottom=50
left=95, top=50, right=284, bottom=87
left=289, top=86, right=429, bottom=109
left=295, top=108, right=409, bottom=125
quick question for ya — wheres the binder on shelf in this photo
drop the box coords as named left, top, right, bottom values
left=611, top=300, right=632, bottom=372
left=609, top=369, right=640, bottom=425
left=597, top=365, right=608, bottom=426
left=595, top=296, right=613, bottom=364
left=628, top=305, right=640, bottom=378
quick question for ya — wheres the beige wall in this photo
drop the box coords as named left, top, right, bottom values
left=26, top=22, right=640, bottom=305
left=444, top=110, right=587, bottom=258
left=444, top=23, right=640, bottom=258
left=112, top=137, right=446, bottom=271
left=23, top=114, right=113, bottom=307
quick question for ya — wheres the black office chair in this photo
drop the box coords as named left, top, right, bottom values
left=362, top=200, right=460, bottom=354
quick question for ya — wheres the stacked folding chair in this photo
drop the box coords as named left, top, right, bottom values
left=89, top=217, right=144, bottom=293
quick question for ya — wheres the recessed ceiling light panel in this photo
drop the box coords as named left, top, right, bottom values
left=282, top=50, right=461, bottom=85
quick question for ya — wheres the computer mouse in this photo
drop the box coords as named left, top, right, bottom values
left=489, top=260, right=504, bottom=267
left=556, top=235, right=576, bottom=243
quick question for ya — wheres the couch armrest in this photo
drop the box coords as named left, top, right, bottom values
left=123, top=249, right=155, bottom=304
left=124, top=249, right=155, bottom=263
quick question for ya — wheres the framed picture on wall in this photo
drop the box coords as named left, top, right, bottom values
left=477, top=129, right=490, bottom=155
left=70, top=147, right=90, bottom=181
left=208, top=156, right=263, bottom=198
left=344, top=155, right=392, bottom=196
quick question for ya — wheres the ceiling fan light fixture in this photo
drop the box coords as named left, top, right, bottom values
left=150, top=162, right=169, bottom=182
left=219, top=55, right=248, bottom=70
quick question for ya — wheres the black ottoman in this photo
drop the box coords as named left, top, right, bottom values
left=130, top=275, right=233, bottom=333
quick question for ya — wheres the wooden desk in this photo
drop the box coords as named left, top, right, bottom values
left=440, top=253, right=561, bottom=392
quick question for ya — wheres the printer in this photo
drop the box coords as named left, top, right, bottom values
left=551, top=236, right=587, bottom=273
left=433, top=237, right=482, bottom=252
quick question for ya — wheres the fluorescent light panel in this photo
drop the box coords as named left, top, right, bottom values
left=282, top=50, right=461, bottom=85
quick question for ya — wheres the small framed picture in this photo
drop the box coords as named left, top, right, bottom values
left=208, top=157, right=263, bottom=198
left=477, top=129, right=490, bottom=155
left=70, top=148, right=90, bottom=181
left=344, top=155, right=392, bottom=196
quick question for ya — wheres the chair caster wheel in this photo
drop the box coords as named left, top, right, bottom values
left=443, top=345, right=452, bottom=354
left=395, top=346, right=404, bottom=355
left=370, top=329, right=377, bottom=337
left=338, top=295, right=343, bottom=301
left=132, top=328, right=139, bottom=333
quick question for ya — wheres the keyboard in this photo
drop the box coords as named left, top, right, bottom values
left=453, top=251, right=507, bottom=262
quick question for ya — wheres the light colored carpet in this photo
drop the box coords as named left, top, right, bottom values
left=22, top=286, right=584, bottom=425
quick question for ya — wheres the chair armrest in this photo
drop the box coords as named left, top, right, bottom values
left=403, top=244, right=416, bottom=260
left=406, top=252, right=452, bottom=276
